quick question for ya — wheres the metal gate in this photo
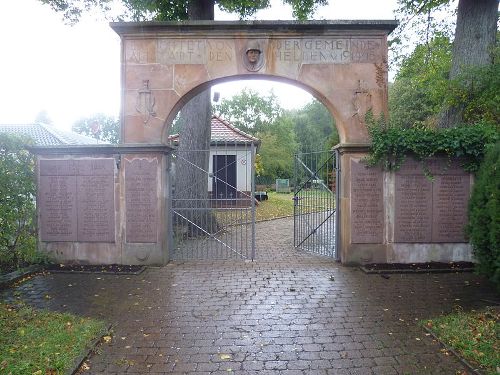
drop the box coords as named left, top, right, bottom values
left=293, top=150, right=337, bottom=258
left=170, top=144, right=256, bottom=260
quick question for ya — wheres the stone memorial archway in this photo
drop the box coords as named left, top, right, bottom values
left=112, top=20, right=398, bottom=264
left=35, top=20, right=473, bottom=266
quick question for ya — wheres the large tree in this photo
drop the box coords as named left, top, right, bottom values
left=389, top=35, right=452, bottom=128
left=395, top=0, right=498, bottom=128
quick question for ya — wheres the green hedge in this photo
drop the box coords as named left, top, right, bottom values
left=467, top=142, right=500, bottom=289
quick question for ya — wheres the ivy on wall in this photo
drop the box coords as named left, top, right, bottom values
left=365, top=114, right=499, bottom=175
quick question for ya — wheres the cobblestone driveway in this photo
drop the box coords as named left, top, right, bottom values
left=2, top=218, right=498, bottom=374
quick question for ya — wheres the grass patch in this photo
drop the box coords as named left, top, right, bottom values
left=0, top=302, right=106, bottom=375
left=256, top=192, right=295, bottom=221
left=422, top=308, right=499, bottom=375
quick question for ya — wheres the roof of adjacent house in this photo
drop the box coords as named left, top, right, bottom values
left=0, top=123, right=100, bottom=146
left=168, top=116, right=260, bottom=145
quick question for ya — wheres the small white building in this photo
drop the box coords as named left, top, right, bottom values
left=169, top=116, right=260, bottom=203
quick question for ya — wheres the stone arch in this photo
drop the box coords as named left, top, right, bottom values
left=112, top=21, right=396, bottom=147
left=111, top=20, right=400, bottom=264
left=158, top=75, right=344, bottom=142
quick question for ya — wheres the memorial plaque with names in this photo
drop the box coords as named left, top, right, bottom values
left=394, top=175, right=432, bottom=242
left=125, top=158, right=158, bottom=243
left=350, top=160, right=384, bottom=243
left=77, top=174, right=115, bottom=242
left=39, top=158, right=115, bottom=242
left=40, top=175, right=78, bottom=241
left=432, top=175, right=470, bottom=242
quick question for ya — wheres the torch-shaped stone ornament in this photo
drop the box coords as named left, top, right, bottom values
left=136, top=80, right=156, bottom=125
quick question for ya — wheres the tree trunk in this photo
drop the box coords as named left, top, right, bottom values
left=438, top=0, right=498, bottom=128
left=174, top=0, right=217, bottom=234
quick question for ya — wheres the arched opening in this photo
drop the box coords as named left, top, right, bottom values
left=166, top=77, right=340, bottom=260
left=160, top=75, right=343, bottom=144
left=112, top=20, right=396, bottom=265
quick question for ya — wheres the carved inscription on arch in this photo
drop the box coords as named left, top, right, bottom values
left=157, top=39, right=234, bottom=64
left=274, top=38, right=382, bottom=64
left=152, top=37, right=383, bottom=65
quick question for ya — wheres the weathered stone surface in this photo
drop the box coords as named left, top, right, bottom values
left=113, top=21, right=394, bottom=145
left=432, top=175, right=470, bottom=242
left=394, top=175, right=432, bottom=242
left=39, top=159, right=115, bottom=243
left=77, top=175, right=115, bottom=242
left=394, top=158, right=470, bottom=244
left=125, top=157, right=159, bottom=243
left=40, top=175, right=78, bottom=242
left=350, top=159, right=383, bottom=244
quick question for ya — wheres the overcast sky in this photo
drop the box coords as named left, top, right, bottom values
left=0, top=0, right=398, bottom=130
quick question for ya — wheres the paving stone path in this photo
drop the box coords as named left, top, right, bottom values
left=2, top=218, right=498, bottom=374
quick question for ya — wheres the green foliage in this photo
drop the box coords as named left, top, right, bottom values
left=0, top=302, right=107, bottom=374
left=390, top=35, right=452, bottom=128
left=423, top=308, right=500, bottom=375
left=446, top=45, right=500, bottom=125
left=366, top=116, right=499, bottom=173
left=288, top=99, right=338, bottom=152
left=467, top=142, right=500, bottom=289
left=214, top=92, right=337, bottom=181
left=0, top=134, right=39, bottom=274
left=213, top=88, right=283, bottom=134
left=257, top=116, right=298, bottom=180
left=40, top=0, right=326, bottom=24
left=72, top=113, right=120, bottom=144
left=391, top=0, right=455, bottom=69
left=254, top=153, right=264, bottom=177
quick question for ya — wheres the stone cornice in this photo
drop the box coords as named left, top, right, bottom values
left=111, top=20, right=398, bottom=37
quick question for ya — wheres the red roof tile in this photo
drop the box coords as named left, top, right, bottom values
left=169, top=115, right=259, bottom=145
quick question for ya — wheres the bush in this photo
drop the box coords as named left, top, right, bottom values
left=0, top=133, right=39, bottom=273
left=467, top=141, right=500, bottom=289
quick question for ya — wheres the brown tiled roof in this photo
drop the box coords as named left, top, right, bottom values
left=169, top=116, right=260, bottom=145
left=0, top=123, right=101, bottom=146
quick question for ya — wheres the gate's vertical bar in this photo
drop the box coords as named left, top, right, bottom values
left=335, top=148, right=340, bottom=261
left=293, top=153, right=297, bottom=247
left=250, top=142, right=256, bottom=261
left=166, top=152, right=173, bottom=262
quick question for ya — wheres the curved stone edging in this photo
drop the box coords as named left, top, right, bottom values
left=422, top=326, right=484, bottom=375
left=68, top=325, right=113, bottom=375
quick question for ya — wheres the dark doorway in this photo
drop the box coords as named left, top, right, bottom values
left=212, top=155, right=237, bottom=199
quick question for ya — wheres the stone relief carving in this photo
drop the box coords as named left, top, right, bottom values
left=352, top=80, right=372, bottom=119
left=136, top=80, right=156, bottom=124
left=243, top=40, right=264, bottom=72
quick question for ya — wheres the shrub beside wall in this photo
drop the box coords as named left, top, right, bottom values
left=467, top=142, right=500, bottom=289
left=0, top=133, right=39, bottom=273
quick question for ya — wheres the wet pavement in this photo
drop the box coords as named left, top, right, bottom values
left=2, top=218, right=498, bottom=374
